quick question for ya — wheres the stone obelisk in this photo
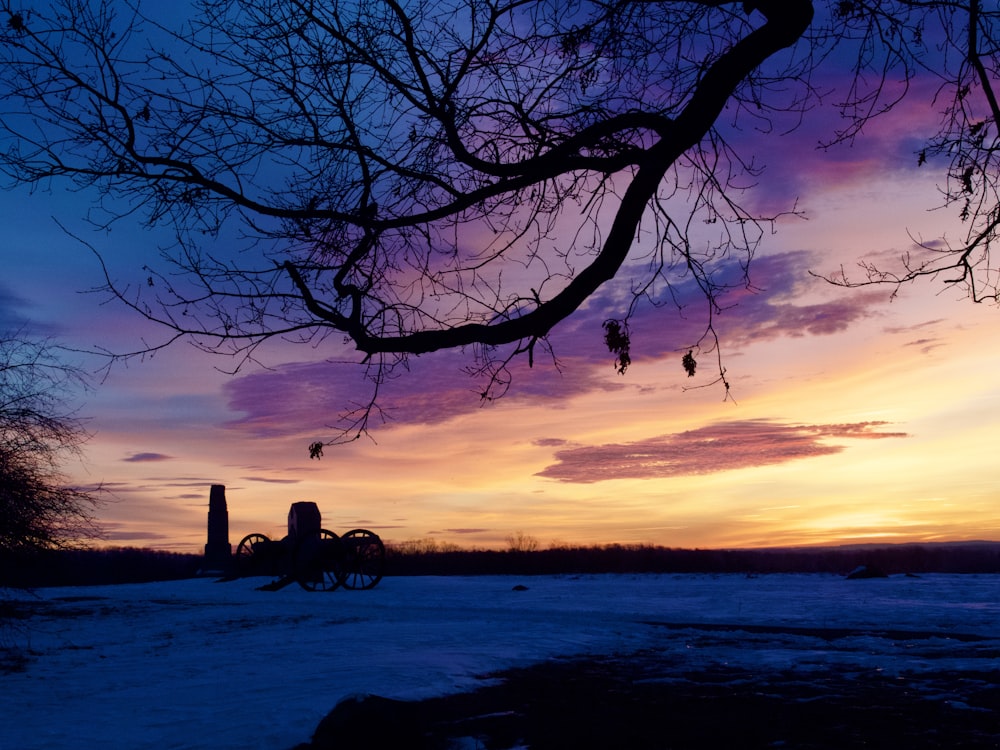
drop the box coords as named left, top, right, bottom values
left=203, top=484, right=232, bottom=572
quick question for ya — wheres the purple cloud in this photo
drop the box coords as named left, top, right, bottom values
left=122, top=452, right=173, bottom=463
left=222, top=253, right=888, bottom=438
left=550, top=251, right=882, bottom=361
left=884, top=319, right=947, bottom=335
left=223, top=346, right=620, bottom=438
left=533, top=438, right=569, bottom=448
left=882, top=318, right=950, bottom=355
left=903, top=337, right=945, bottom=355
left=102, top=527, right=171, bottom=541
left=0, top=283, right=35, bottom=332
left=536, top=419, right=909, bottom=483
left=722, top=72, right=943, bottom=215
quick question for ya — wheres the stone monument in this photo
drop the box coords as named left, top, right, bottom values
left=203, top=484, right=232, bottom=572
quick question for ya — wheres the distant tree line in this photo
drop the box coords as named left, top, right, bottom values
left=0, top=547, right=202, bottom=588
left=385, top=542, right=1000, bottom=577
left=4, top=541, right=999, bottom=588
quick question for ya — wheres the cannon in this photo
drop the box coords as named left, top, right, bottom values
left=233, top=502, right=385, bottom=591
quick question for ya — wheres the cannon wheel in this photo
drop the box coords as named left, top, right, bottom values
left=340, top=529, right=385, bottom=590
left=295, top=529, right=343, bottom=592
left=235, top=533, right=271, bottom=577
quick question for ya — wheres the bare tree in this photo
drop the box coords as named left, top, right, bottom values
left=0, top=0, right=996, bottom=446
left=809, top=1, right=1000, bottom=302
left=0, top=334, right=102, bottom=552
left=506, top=530, right=540, bottom=553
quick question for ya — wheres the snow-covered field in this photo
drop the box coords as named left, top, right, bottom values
left=3, top=573, right=999, bottom=749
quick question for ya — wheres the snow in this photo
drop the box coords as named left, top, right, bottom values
left=3, top=573, right=999, bottom=749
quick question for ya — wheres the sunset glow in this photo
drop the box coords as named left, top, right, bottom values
left=2, top=5, right=999, bottom=556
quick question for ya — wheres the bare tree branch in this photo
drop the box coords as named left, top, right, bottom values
left=1, top=0, right=997, bottom=448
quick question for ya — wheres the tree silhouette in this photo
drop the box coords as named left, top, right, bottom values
left=0, top=0, right=996, bottom=445
left=0, top=334, right=102, bottom=552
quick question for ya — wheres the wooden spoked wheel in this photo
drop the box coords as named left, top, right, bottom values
left=295, top=529, right=343, bottom=592
left=339, top=529, right=386, bottom=590
left=235, top=533, right=272, bottom=576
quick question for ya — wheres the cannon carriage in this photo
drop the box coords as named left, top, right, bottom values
left=234, top=502, right=385, bottom=591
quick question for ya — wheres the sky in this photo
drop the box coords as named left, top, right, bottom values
left=2, top=3, right=999, bottom=554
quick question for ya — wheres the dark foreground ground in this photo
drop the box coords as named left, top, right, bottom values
left=297, top=650, right=1000, bottom=750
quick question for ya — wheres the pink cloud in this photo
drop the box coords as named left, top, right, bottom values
left=536, top=419, right=909, bottom=483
